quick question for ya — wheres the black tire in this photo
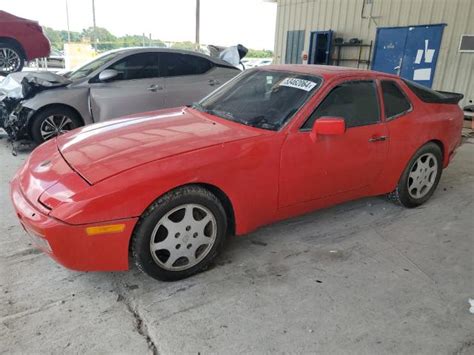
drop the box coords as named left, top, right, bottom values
left=389, top=142, right=443, bottom=208
left=0, top=42, right=24, bottom=74
left=132, top=185, right=228, bottom=281
left=30, top=106, right=83, bottom=143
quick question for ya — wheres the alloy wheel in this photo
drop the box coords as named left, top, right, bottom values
left=0, top=48, right=21, bottom=73
left=40, top=115, right=74, bottom=140
left=150, top=204, right=217, bottom=271
left=407, top=152, right=438, bottom=199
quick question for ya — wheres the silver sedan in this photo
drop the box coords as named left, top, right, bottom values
left=3, top=47, right=242, bottom=143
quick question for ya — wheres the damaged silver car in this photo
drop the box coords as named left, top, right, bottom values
left=0, top=46, right=247, bottom=143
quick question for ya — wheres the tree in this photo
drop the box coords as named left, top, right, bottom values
left=247, top=49, right=273, bottom=58
left=171, top=41, right=197, bottom=51
left=42, top=27, right=62, bottom=50
left=81, top=26, right=117, bottom=50
left=42, top=27, right=83, bottom=51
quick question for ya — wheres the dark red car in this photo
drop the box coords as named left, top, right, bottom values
left=0, top=11, right=50, bottom=74
left=10, top=66, right=464, bottom=281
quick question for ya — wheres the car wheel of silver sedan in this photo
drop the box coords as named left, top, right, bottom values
left=30, top=106, right=83, bottom=143
left=0, top=43, right=24, bottom=74
left=390, top=142, right=443, bottom=208
left=132, top=185, right=228, bottom=281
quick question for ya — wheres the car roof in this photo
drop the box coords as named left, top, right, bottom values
left=256, top=64, right=400, bottom=81
left=100, top=47, right=237, bottom=68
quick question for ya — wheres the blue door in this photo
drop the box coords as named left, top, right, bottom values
left=372, top=24, right=446, bottom=87
left=400, top=25, right=445, bottom=87
left=308, top=30, right=333, bottom=65
left=285, top=30, right=305, bottom=64
left=371, top=27, right=408, bottom=75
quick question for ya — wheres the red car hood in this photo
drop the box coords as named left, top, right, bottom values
left=57, top=107, right=264, bottom=184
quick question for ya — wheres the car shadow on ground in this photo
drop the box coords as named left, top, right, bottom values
left=0, top=131, right=38, bottom=156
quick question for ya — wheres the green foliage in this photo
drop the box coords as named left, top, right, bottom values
left=81, top=26, right=116, bottom=50
left=43, top=26, right=82, bottom=50
left=42, top=26, right=165, bottom=52
left=247, top=49, right=273, bottom=58
left=171, top=41, right=198, bottom=51
left=41, top=26, right=271, bottom=58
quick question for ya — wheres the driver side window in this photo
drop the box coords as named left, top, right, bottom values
left=302, top=80, right=380, bottom=129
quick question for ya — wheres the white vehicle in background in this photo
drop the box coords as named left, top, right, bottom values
left=243, top=58, right=273, bottom=69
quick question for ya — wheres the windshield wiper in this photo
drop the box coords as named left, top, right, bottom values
left=244, top=116, right=279, bottom=130
left=190, top=102, right=205, bottom=111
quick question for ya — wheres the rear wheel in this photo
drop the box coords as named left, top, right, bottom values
left=132, top=185, right=228, bottom=281
left=0, top=42, right=24, bottom=74
left=30, top=106, right=83, bottom=143
left=389, top=142, right=443, bottom=208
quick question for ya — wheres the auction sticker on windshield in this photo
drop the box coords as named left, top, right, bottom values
left=279, top=77, right=318, bottom=91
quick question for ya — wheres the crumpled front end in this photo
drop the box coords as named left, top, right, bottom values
left=2, top=102, right=35, bottom=140
left=0, top=71, right=71, bottom=140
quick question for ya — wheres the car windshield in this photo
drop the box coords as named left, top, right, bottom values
left=68, top=51, right=122, bottom=80
left=194, top=70, right=322, bottom=130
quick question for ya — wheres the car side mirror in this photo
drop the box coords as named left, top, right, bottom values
left=99, top=69, right=119, bottom=82
left=311, top=117, right=346, bottom=140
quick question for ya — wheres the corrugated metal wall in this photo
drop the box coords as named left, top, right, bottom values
left=274, top=0, right=473, bottom=106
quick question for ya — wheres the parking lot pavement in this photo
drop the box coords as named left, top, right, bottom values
left=0, top=131, right=473, bottom=354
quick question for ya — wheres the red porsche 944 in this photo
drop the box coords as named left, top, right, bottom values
left=10, top=65, right=464, bottom=281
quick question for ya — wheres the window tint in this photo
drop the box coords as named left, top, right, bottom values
left=108, top=53, right=159, bottom=80
left=381, top=80, right=411, bottom=119
left=303, top=80, right=380, bottom=129
left=161, top=53, right=213, bottom=77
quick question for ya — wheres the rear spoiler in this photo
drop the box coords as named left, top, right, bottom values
left=403, top=79, right=464, bottom=105
left=435, top=91, right=464, bottom=105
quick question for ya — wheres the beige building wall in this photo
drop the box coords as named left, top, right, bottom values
left=274, top=0, right=473, bottom=106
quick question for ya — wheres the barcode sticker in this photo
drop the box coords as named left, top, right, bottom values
left=279, top=77, right=317, bottom=91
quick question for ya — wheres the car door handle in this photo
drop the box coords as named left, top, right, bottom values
left=147, top=84, right=163, bottom=92
left=208, top=79, right=220, bottom=86
left=368, top=136, right=388, bottom=142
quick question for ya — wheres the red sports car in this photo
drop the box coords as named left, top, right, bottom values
left=10, top=66, right=464, bottom=281
left=0, top=11, right=50, bottom=74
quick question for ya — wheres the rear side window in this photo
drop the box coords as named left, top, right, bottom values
left=108, top=53, right=159, bottom=80
left=381, top=80, right=411, bottom=119
left=160, top=53, right=213, bottom=77
left=303, top=80, right=380, bottom=129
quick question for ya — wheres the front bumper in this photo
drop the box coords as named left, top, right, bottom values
left=10, top=176, right=138, bottom=271
left=3, top=104, right=35, bottom=140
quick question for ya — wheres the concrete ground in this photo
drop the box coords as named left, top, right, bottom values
left=0, top=131, right=473, bottom=355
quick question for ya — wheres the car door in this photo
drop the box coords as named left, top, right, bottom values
left=89, top=52, right=164, bottom=121
left=279, top=79, right=389, bottom=207
left=160, top=53, right=227, bottom=108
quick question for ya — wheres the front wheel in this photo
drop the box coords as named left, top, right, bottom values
left=30, top=106, right=83, bottom=143
left=390, top=142, right=443, bottom=208
left=132, top=186, right=228, bottom=281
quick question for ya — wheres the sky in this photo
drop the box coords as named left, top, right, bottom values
left=0, top=0, right=277, bottom=49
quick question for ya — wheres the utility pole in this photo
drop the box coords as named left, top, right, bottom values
left=65, top=0, right=71, bottom=42
left=92, top=0, right=97, bottom=51
left=195, top=0, right=200, bottom=50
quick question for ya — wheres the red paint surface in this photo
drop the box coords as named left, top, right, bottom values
left=10, top=66, right=464, bottom=271
left=0, top=11, right=50, bottom=60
